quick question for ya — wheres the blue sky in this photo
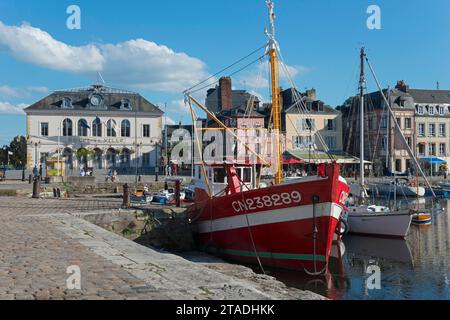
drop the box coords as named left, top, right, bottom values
left=1, top=0, right=449, bottom=145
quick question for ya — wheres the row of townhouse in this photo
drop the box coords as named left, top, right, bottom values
left=341, top=80, right=450, bottom=174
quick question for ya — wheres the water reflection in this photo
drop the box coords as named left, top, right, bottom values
left=267, top=199, right=450, bottom=300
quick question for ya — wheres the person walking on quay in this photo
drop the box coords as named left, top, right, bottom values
left=32, top=165, right=38, bottom=178
left=39, top=164, right=43, bottom=179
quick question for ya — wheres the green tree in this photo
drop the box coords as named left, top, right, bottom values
left=8, top=135, right=27, bottom=168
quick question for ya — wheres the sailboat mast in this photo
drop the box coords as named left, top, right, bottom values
left=267, top=0, right=283, bottom=184
left=359, top=47, right=366, bottom=188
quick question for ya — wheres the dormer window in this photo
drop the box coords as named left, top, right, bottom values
left=318, top=102, right=324, bottom=112
left=438, top=106, right=445, bottom=116
left=417, top=105, right=424, bottom=115
left=121, top=98, right=132, bottom=110
left=428, top=105, right=435, bottom=115
left=61, top=97, right=73, bottom=109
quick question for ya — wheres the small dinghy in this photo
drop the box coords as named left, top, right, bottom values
left=130, top=187, right=153, bottom=204
left=411, top=213, right=432, bottom=225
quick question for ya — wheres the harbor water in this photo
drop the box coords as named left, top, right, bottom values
left=265, top=198, right=450, bottom=300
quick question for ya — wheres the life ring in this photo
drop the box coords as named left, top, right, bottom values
left=335, top=218, right=349, bottom=236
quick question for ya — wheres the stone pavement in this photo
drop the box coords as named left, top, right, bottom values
left=0, top=196, right=322, bottom=300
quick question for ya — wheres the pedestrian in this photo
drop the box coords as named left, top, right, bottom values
left=39, top=164, right=43, bottom=179
left=168, top=164, right=172, bottom=176
left=106, top=169, right=113, bottom=182
left=445, top=166, right=449, bottom=180
left=32, top=165, right=38, bottom=177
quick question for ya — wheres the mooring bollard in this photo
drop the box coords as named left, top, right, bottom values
left=175, top=180, right=181, bottom=208
left=123, top=183, right=130, bottom=207
left=32, top=177, right=40, bottom=199
left=22, top=169, right=25, bottom=182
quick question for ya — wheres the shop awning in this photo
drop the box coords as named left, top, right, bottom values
left=283, top=153, right=303, bottom=165
left=419, top=157, right=447, bottom=165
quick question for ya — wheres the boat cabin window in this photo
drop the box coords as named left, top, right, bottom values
left=212, top=167, right=227, bottom=183
left=242, top=167, right=252, bottom=183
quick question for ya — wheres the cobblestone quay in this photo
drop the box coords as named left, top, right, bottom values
left=0, top=197, right=322, bottom=300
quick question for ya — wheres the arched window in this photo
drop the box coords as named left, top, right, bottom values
left=94, top=148, right=103, bottom=169
left=78, top=119, right=89, bottom=137
left=62, top=119, right=73, bottom=136
left=92, top=118, right=102, bottom=137
left=121, top=148, right=131, bottom=167
left=106, top=148, right=117, bottom=168
left=63, top=147, right=73, bottom=170
left=121, top=120, right=131, bottom=137
left=107, top=120, right=117, bottom=137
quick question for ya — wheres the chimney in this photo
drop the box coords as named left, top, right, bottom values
left=219, top=77, right=232, bottom=111
left=305, top=88, right=317, bottom=100
left=395, top=80, right=409, bottom=92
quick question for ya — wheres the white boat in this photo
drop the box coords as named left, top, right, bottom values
left=344, top=49, right=413, bottom=239
left=438, top=182, right=450, bottom=191
left=345, top=205, right=412, bottom=238
left=368, top=178, right=425, bottom=197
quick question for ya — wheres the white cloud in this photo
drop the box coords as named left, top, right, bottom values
left=26, top=86, right=49, bottom=93
left=0, top=101, right=27, bottom=114
left=0, top=21, right=210, bottom=93
left=0, top=86, right=19, bottom=98
left=239, top=62, right=310, bottom=90
left=163, top=116, right=176, bottom=126
left=101, top=40, right=209, bottom=92
left=0, top=85, right=49, bottom=98
left=0, top=21, right=104, bottom=73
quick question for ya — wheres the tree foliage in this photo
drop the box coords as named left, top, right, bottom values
left=0, top=135, right=26, bottom=168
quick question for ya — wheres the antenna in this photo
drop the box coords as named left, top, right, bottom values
left=437, top=81, right=440, bottom=90
left=96, top=72, right=106, bottom=85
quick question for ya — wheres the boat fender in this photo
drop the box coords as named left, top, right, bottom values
left=335, top=218, right=349, bottom=236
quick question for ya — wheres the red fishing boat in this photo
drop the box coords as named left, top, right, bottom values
left=185, top=0, right=349, bottom=274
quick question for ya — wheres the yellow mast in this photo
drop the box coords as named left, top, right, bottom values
left=267, top=0, right=283, bottom=184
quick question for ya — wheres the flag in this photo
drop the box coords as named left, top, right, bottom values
left=95, top=116, right=102, bottom=125
left=80, top=121, right=90, bottom=129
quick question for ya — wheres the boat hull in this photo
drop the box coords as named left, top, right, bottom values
left=368, top=184, right=425, bottom=197
left=188, top=164, right=349, bottom=273
left=347, top=210, right=412, bottom=238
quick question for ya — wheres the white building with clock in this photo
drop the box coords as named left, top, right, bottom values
left=24, top=84, right=164, bottom=174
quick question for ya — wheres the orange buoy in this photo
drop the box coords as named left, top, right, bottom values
left=412, top=213, right=432, bottom=225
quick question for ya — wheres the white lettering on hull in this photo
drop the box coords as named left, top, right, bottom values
left=197, top=202, right=343, bottom=234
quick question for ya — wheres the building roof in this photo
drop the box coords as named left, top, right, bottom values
left=407, top=89, right=450, bottom=104
left=24, top=84, right=163, bottom=115
left=282, top=88, right=340, bottom=115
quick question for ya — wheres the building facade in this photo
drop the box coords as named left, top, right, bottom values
left=281, top=88, right=343, bottom=153
left=409, top=83, right=450, bottom=171
left=341, top=80, right=450, bottom=175
left=24, top=84, right=164, bottom=174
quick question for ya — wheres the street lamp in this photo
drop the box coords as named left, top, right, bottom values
left=29, top=140, right=41, bottom=168
left=133, top=141, right=143, bottom=186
